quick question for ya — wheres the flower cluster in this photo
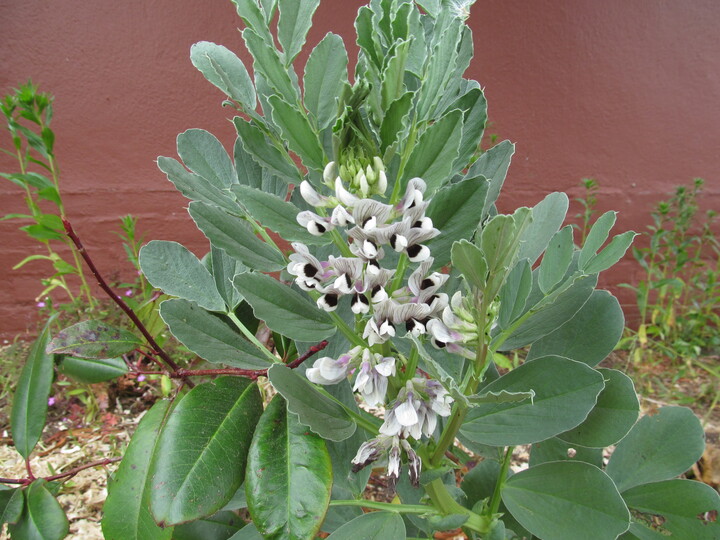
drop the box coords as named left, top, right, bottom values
left=291, top=160, right=462, bottom=485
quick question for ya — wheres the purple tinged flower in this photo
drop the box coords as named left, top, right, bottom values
left=387, top=442, right=401, bottom=487
left=137, top=374, right=146, bottom=382
left=47, top=397, right=55, bottom=406
left=36, top=301, right=46, bottom=308
left=401, top=439, right=422, bottom=487
left=352, top=349, right=395, bottom=406
left=306, top=355, right=350, bottom=385
left=124, top=289, right=133, bottom=297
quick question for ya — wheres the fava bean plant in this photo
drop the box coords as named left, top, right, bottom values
left=4, top=1, right=718, bottom=539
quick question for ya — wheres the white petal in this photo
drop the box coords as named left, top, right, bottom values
left=395, top=399, right=419, bottom=426
left=300, top=181, right=325, bottom=206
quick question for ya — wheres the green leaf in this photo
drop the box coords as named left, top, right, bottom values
left=277, top=0, right=321, bottom=65
left=149, top=377, right=263, bottom=526
left=380, top=40, right=410, bottom=111
left=233, top=273, right=335, bottom=342
left=267, top=365, right=356, bottom=441
left=160, top=299, right=271, bottom=369
left=231, top=185, right=328, bottom=245
left=583, top=231, right=637, bottom=274
left=466, top=140, right=515, bottom=218
left=557, top=369, right=639, bottom=448
left=402, top=109, right=464, bottom=195
left=177, top=129, right=237, bottom=189
left=468, top=389, right=535, bottom=405
left=326, top=511, right=406, bottom=540
left=497, top=259, right=532, bottom=329
left=8, top=480, right=69, bottom=540
left=416, top=19, right=462, bottom=119
left=495, top=273, right=598, bottom=351
left=529, top=437, right=603, bottom=468
left=11, top=317, right=55, bottom=458
left=303, top=33, right=348, bottom=130
left=527, top=290, right=625, bottom=366
left=233, top=117, right=301, bottom=182
left=380, top=91, right=413, bottom=153
left=579, top=211, right=617, bottom=268
left=190, top=41, right=256, bottom=110
left=188, top=201, right=286, bottom=272
left=605, top=406, right=705, bottom=493
left=172, top=510, right=245, bottom=540
left=460, top=356, right=605, bottom=446
left=58, top=356, right=128, bottom=384
left=46, top=320, right=142, bottom=359
left=0, top=486, right=23, bottom=525
left=228, top=523, right=263, bottom=540
left=209, top=246, right=246, bottom=310
left=243, top=28, right=298, bottom=103
left=139, top=240, right=225, bottom=311
left=246, top=395, right=332, bottom=540
left=426, top=176, right=490, bottom=268
left=516, top=192, right=569, bottom=265
left=502, top=462, right=630, bottom=540
left=538, top=225, right=574, bottom=293
left=621, top=480, right=720, bottom=539
left=231, top=0, right=270, bottom=38
left=102, top=400, right=175, bottom=540
left=451, top=240, right=487, bottom=289
left=21, top=223, right=64, bottom=241
left=450, top=87, right=487, bottom=172
left=268, top=96, right=326, bottom=170
left=157, top=156, right=240, bottom=215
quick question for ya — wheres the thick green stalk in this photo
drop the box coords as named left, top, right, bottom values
left=329, top=499, right=439, bottom=515
left=424, top=478, right=492, bottom=534
left=488, top=445, right=515, bottom=517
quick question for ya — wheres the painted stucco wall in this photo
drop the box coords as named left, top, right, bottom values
left=1, top=0, right=718, bottom=338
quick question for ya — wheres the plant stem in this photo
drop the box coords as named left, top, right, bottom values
left=329, top=499, right=440, bottom=515
left=488, top=445, right=514, bottom=516
left=226, top=311, right=279, bottom=363
left=1, top=457, right=121, bottom=486
left=62, top=219, right=194, bottom=387
left=424, top=478, right=491, bottom=534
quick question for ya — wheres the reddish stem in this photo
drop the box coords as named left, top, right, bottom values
left=1, top=457, right=121, bottom=486
left=62, top=219, right=193, bottom=388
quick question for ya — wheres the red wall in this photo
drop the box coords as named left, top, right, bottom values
left=1, top=0, right=718, bottom=338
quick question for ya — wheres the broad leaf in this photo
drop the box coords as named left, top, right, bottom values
left=243, top=28, right=298, bottom=103
left=605, top=406, right=705, bottom=493
left=233, top=273, right=335, bottom=342
left=233, top=117, right=301, bottom=182
left=621, top=480, right=720, bottom=539
left=326, top=511, right=406, bottom=540
left=451, top=239, right=487, bottom=290
left=380, top=92, right=413, bottom=154
left=529, top=437, right=603, bottom=468
left=190, top=41, right=256, bottom=109
left=58, top=356, right=128, bottom=384
left=402, top=109, right=463, bottom=195
left=267, top=365, right=357, bottom=442
left=268, top=96, right=325, bottom=170
left=517, top=192, right=569, bottom=265
left=139, top=240, right=225, bottom=311
left=102, top=400, right=175, bottom=540
left=502, top=462, right=630, bottom=540
left=0, top=486, right=23, bottom=525
left=150, top=377, right=263, bottom=526
left=209, top=246, right=246, bottom=310
left=466, top=140, right=515, bottom=218
left=579, top=211, right=616, bottom=268
left=11, top=318, right=55, bottom=458
left=46, top=320, right=142, bottom=359
left=304, top=33, right=348, bottom=129
left=277, top=0, right=321, bottom=65
left=538, top=225, right=574, bottom=293
left=527, top=289, right=624, bottom=366
left=172, top=510, right=245, bottom=540
left=8, top=480, right=69, bottom=540
left=188, top=201, right=286, bottom=272
left=450, top=87, right=487, bottom=172
left=557, top=368, right=639, bottom=448
left=583, top=231, right=637, bottom=274
left=460, top=356, right=605, bottom=446
left=426, top=176, right=489, bottom=268
left=177, top=129, right=237, bottom=189
left=246, top=395, right=332, bottom=540
left=497, top=259, right=532, bottom=329
left=160, top=298, right=271, bottom=369
left=232, top=185, right=328, bottom=245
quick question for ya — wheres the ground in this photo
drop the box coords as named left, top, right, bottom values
left=0, top=343, right=718, bottom=539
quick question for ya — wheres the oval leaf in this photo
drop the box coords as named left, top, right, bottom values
left=502, top=461, right=630, bottom=540
left=46, top=320, right=142, bottom=359
left=8, top=480, right=69, bottom=540
left=232, top=273, right=335, bottom=342
left=190, top=41, right=256, bottom=109
left=267, top=365, right=356, bottom=442
left=460, top=356, right=605, bottom=446
left=326, top=511, right=406, bottom=540
left=139, top=240, right=225, bottom=312
left=11, top=318, right=56, bottom=459
left=177, top=128, right=236, bottom=189
left=303, top=33, right=348, bottom=129
left=58, top=356, right=128, bottom=384
left=149, top=377, right=263, bottom=526
left=557, top=368, right=639, bottom=448
left=0, top=486, right=24, bottom=525
left=246, top=395, right=332, bottom=540
left=605, top=406, right=705, bottom=493
left=102, top=400, right=175, bottom=540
